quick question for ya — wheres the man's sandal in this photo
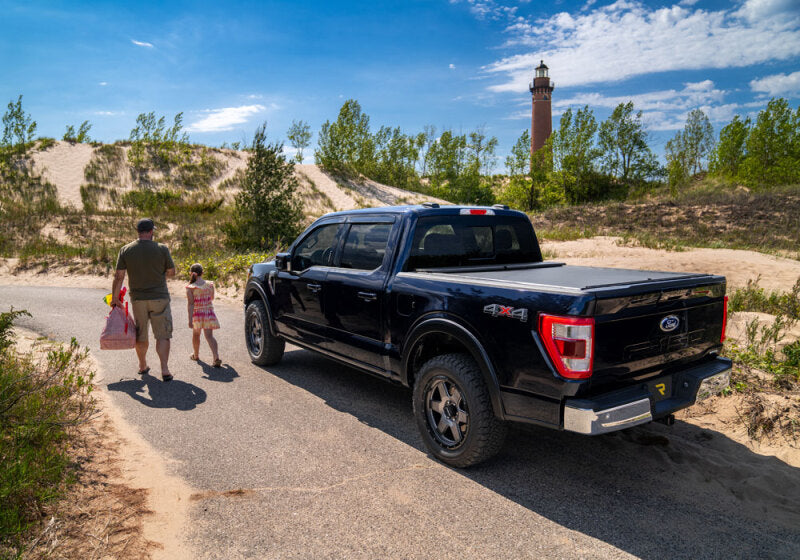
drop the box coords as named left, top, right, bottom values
left=162, top=373, right=173, bottom=382
left=190, top=355, right=199, bottom=361
left=213, top=359, right=222, bottom=368
left=137, top=367, right=150, bottom=376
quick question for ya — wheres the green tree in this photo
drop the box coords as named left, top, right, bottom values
left=287, top=119, right=312, bottom=163
left=62, top=120, right=92, bottom=143
left=372, top=125, right=419, bottom=189
left=128, top=112, right=190, bottom=181
left=468, top=126, right=499, bottom=175
left=664, top=133, right=690, bottom=191
left=314, top=99, right=374, bottom=175
left=682, top=109, right=715, bottom=174
left=598, top=101, right=659, bottom=190
left=417, top=125, right=437, bottom=176
left=739, top=98, right=800, bottom=188
left=425, top=130, right=493, bottom=205
left=551, top=106, right=601, bottom=203
left=226, top=123, right=303, bottom=249
left=501, top=130, right=532, bottom=210
left=709, top=115, right=750, bottom=179
left=1, top=95, right=37, bottom=159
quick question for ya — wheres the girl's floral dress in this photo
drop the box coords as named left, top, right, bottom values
left=187, top=282, right=220, bottom=329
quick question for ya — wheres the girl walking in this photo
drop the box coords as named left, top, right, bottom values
left=186, top=263, right=221, bottom=367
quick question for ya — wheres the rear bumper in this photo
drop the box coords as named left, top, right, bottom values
left=563, top=356, right=732, bottom=435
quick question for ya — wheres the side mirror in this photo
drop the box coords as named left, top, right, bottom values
left=275, top=252, right=291, bottom=272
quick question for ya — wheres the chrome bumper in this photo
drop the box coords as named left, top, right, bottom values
left=563, top=360, right=732, bottom=436
left=564, top=398, right=652, bottom=435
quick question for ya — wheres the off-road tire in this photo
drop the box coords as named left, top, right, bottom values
left=245, top=300, right=285, bottom=366
left=413, top=353, right=508, bottom=468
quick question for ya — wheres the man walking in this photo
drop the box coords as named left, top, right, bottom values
left=112, top=218, right=176, bottom=381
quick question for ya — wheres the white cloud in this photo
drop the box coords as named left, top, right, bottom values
left=94, top=110, right=123, bottom=116
left=734, top=0, right=800, bottom=23
left=483, top=0, right=800, bottom=92
left=452, top=0, right=518, bottom=21
left=449, top=63, right=456, bottom=70
left=186, top=104, right=269, bottom=133
left=98, top=81, right=108, bottom=86
left=750, top=70, right=800, bottom=98
left=131, top=39, right=154, bottom=48
left=554, top=80, right=726, bottom=113
left=246, top=93, right=264, bottom=100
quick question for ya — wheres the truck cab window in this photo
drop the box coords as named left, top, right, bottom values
left=340, top=223, right=392, bottom=270
left=407, top=215, right=541, bottom=270
left=292, top=224, right=341, bottom=271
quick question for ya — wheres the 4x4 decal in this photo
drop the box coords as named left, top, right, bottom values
left=483, top=304, right=528, bottom=322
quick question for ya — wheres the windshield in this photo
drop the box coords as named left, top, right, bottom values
left=406, top=215, right=542, bottom=270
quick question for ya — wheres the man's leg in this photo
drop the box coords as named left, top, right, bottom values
left=131, top=300, right=150, bottom=373
left=135, top=340, right=149, bottom=371
left=150, top=299, right=173, bottom=378
left=156, top=338, right=171, bottom=376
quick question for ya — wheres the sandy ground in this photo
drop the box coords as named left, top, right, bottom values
left=31, top=142, right=95, bottom=209
left=541, top=236, right=800, bottom=291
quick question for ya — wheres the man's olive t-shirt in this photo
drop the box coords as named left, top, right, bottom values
left=116, top=240, right=175, bottom=301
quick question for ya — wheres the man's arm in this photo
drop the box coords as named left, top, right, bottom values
left=111, top=269, right=126, bottom=307
left=166, top=267, right=176, bottom=279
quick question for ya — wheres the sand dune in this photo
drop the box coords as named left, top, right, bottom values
left=29, top=141, right=447, bottom=214
left=31, top=141, right=95, bottom=208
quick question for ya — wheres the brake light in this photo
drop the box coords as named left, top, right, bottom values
left=539, top=314, right=595, bottom=379
left=459, top=208, right=494, bottom=216
left=720, top=295, right=728, bottom=343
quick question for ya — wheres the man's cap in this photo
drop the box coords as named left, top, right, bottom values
left=136, top=218, right=155, bottom=232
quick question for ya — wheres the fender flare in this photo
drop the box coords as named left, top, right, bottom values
left=402, top=317, right=506, bottom=420
left=244, top=280, right=278, bottom=337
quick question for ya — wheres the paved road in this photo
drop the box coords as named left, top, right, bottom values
left=3, top=285, right=799, bottom=559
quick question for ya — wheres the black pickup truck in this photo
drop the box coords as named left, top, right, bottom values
left=244, top=205, right=731, bottom=467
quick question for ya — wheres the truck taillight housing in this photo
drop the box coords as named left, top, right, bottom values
left=539, top=314, right=595, bottom=379
left=721, top=295, right=728, bottom=343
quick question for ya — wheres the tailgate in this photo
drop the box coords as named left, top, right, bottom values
left=588, top=280, right=726, bottom=394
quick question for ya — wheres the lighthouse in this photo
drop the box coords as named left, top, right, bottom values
left=529, top=60, right=554, bottom=154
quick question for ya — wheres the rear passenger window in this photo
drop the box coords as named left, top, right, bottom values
left=340, top=224, right=392, bottom=270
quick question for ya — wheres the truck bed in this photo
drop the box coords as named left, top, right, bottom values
left=410, top=262, right=718, bottom=294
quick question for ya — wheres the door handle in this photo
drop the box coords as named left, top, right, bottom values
left=307, top=283, right=322, bottom=293
left=357, top=291, right=377, bottom=302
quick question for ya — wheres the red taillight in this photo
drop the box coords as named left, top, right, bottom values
left=721, top=295, right=728, bottom=343
left=539, top=314, right=595, bottom=379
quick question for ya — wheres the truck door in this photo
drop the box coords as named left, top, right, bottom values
left=273, top=222, right=343, bottom=345
left=324, top=218, right=396, bottom=372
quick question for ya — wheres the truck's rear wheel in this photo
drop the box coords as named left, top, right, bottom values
left=245, top=300, right=285, bottom=366
left=413, top=353, right=507, bottom=468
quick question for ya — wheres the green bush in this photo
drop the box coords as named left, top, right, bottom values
left=121, top=188, right=181, bottom=212
left=0, top=309, right=94, bottom=554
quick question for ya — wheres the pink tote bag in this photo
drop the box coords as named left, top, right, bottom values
left=100, top=304, right=137, bottom=350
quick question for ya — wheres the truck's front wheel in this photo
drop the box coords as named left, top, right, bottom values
left=245, top=300, right=285, bottom=366
left=413, top=353, right=507, bottom=468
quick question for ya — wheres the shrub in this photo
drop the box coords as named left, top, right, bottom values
left=0, top=309, right=94, bottom=553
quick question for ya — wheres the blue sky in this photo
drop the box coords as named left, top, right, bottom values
left=2, top=0, right=799, bottom=168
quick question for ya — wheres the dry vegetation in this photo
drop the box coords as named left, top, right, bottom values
left=533, top=182, right=800, bottom=259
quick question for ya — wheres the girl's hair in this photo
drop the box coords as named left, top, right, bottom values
left=190, top=263, right=203, bottom=284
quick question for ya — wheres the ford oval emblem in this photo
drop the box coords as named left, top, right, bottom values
left=660, top=315, right=680, bottom=332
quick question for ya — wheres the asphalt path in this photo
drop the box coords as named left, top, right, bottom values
left=2, top=284, right=799, bottom=559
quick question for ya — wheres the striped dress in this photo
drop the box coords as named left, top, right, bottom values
left=187, top=281, right=220, bottom=330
